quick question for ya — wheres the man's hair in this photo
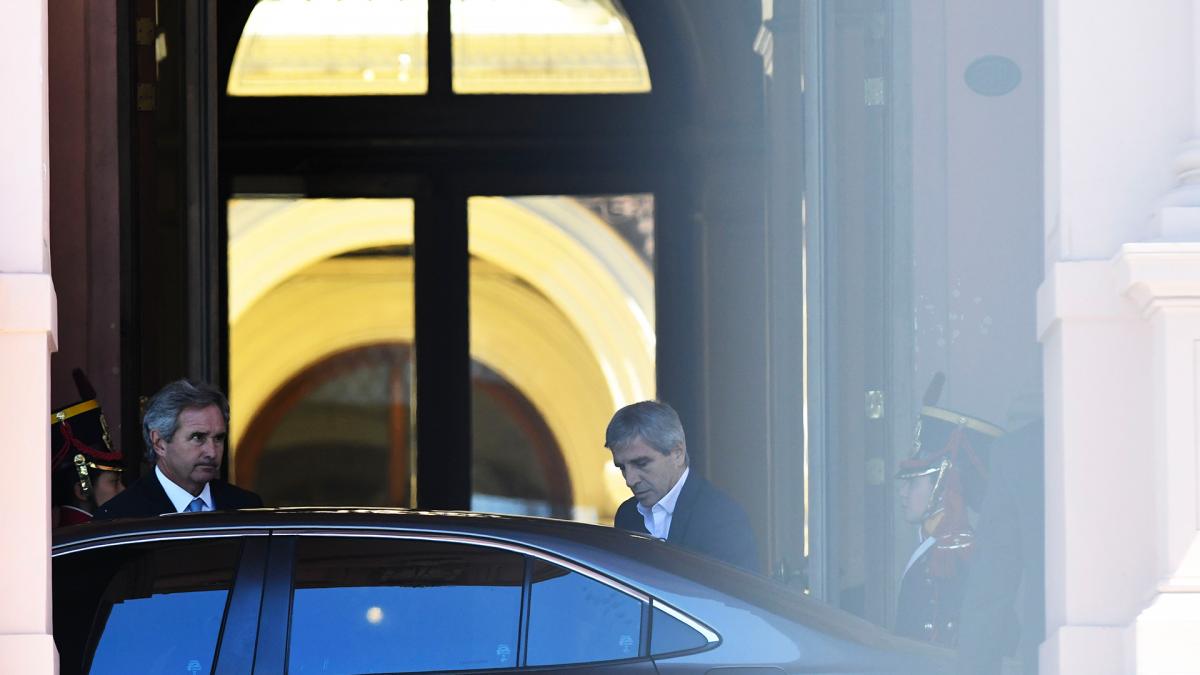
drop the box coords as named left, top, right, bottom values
left=605, top=400, right=687, bottom=456
left=142, top=379, right=230, bottom=463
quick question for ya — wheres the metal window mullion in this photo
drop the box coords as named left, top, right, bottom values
left=517, top=556, right=533, bottom=667
left=414, top=185, right=471, bottom=509
left=428, top=0, right=451, bottom=97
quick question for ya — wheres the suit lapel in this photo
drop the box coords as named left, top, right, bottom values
left=666, top=472, right=701, bottom=545
left=139, top=471, right=178, bottom=515
left=209, top=480, right=227, bottom=510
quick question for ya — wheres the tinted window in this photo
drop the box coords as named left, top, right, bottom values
left=287, top=537, right=524, bottom=674
left=526, top=560, right=643, bottom=666
left=77, top=540, right=241, bottom=675
left=650, top=606, right=708, bottom=655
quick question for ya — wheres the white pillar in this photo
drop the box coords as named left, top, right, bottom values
left=1118, top=244, right=1200, bottom=674
left=1042, top=0, right=1199, bottom=673
left=1115, top=3, right=1200, bottom=672
left=0, top=1, right=59, bottom=672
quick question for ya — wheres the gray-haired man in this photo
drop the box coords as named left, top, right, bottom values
left=96, top=379, right=262, bottom=519
left=607, top=400, right=760, bottom=572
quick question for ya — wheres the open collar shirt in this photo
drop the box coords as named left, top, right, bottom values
left=636, top=467, right=689, bottom=540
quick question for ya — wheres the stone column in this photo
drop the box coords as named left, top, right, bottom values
left=0, top=1, right=60, bottom=672
left=1119, top=243, right=1200, bottom=673
left=1041, top=1, right=1197, bottom=673
left=1119, top=7, right=1200, bottom=665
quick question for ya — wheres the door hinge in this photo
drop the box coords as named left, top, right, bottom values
left=135, top=17, right=155, bottom=47
left=864, top=77, right=885, bottom=106
left=136, top=83, right=156, bottom=112
left=866, top=390, right=885, bottom=419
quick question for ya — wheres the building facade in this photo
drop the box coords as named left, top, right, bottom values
left=3, top=1, right=1200, bottom=672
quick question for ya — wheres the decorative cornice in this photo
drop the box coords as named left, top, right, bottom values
left=1115, top=243, right=1200, bottom=315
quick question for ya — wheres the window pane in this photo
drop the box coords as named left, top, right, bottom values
left=228, top=0, right=428, bottom=96
left=84, top=541, right=241, bottom=675
left=467, top=195, right=654, bottom=524
left=649, top=606, right=707, bottom=655
left=452, top=0, right=651, bottom=93
left=287, top=538, right=524, bottom=673
left=227, top=198, right=415, bottom=507
left=526, top=560, right=643, bottom=665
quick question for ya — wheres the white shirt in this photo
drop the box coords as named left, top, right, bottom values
left=155, top=465, right=214, bottom=513
left=903, top=531, right=937, bottom=576
left=636, top=467, right=689, bottom=540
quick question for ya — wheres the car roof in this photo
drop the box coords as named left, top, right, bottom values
left=52, top=507, right=946, bottom=659
left=54, top=507, right=663, bottom=561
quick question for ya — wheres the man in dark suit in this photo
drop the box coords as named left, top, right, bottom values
left=96, top=379, right=262, bottom=519
left=606, top=400, right=760, bottom=573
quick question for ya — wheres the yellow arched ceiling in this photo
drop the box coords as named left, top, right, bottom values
left=228, top=196, right=653, bottom=520
left=228, top=198, right=414, bottom=323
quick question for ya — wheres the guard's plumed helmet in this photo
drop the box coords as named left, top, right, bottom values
left=51, top=369, right=123, bottom=504
left=896, top=373, right=1003, bottom=568
left=896, top=403, right=1004, bottom=512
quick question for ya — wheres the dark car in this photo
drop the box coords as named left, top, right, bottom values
left=53, top=508, right=952, bottom=674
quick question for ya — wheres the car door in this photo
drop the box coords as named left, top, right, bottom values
left=257, top=533, right=663, bottom=674
left=51, top=532, right=269, bottom=675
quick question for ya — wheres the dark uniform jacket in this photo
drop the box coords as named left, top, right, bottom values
left=95, top=471, right=263, bottom=519
left=895, top=542, right=968, bottom=647
left=615, top=473, right=760, bottom=573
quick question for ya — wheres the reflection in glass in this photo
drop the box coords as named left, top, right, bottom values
left=87, top=542, right=240, bottom=675
left=228, top=0, right=650, bottom=96
left=250, top=344, right=413, bottom=507
left=91, top=592, right=228, bottom=674
left=452, top=0, right=651, bottom=93
left=468, top=195, right=655, bottom=524
left=803, top=2, right=1044, bottom=661
left=227, top=198, right=415, bottom=503
left=649, top=606, right=707, bottom=655
left=526, top=560, right=643, bottom=665
left=471, top=359, right=566, bottom=516
left=228, top=0, right=429, bottom=96
left=288, top=538, right=524, bottom=673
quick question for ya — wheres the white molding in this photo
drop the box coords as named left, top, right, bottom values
left=1116, top=243, right=1200, bottom=314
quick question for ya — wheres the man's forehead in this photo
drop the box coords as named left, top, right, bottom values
left=612, top=438, right=658, bottom=461
left=177, top=405, right=226, bottom=428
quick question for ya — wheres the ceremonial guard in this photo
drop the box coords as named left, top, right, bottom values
left=51, top=369, right=125, bottom=526
left=894, top=374, right=1003, bottom=647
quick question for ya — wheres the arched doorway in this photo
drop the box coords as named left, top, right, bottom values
left=227, top=195, right=652, bottom=519
left=236, top=342, right=572, bottom=516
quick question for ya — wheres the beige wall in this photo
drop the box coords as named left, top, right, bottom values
left=0, top=0, right=59, bottom=672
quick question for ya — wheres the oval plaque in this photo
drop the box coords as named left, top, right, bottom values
left=964, top=55, right=1022, bottom=97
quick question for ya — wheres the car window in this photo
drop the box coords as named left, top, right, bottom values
left=525, top=559, right=644, bottom=666
left=77, top=540, right=241, bottom=675
left=649, top=606, right=709, bottom=655
left=287, top=537, right=524, bottom=674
